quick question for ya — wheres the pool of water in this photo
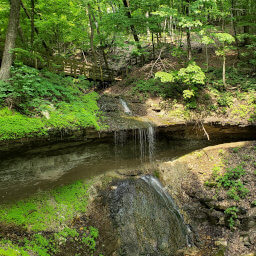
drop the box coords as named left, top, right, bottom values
left=0, top=134, right=225, bottom=203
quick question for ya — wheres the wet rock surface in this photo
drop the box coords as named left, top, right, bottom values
left=108, top=177, right=188, bottom=256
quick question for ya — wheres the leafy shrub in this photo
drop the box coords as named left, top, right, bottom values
left=177, top=62, right=206, bottom=86
left=206, top=164, right=249, bottom=203
left=225, top=206, right=239, bottom=229
left=217, top=92, right=233, bottom=107
left=0, top=65, right=102, bottom=140
left=153, top=62, right=205, bottom=106
left=82, top=226, right=99, bottom=253
left=132, top=79, right=162, bottom=97
left=1, top=64, right=93, bottom=114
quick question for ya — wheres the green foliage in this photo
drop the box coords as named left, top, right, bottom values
left=82, top=226, right=99, bottom=253
left=206, top=164, right=249, bottom=202
left=214, top=33, right=235, bottom=45
left=217, top=165, right=249, bottom=200
left=155, top=72, right=174, bottom=83
left=0, top=181, right=105, bottom=256
left=0, top=108, right=47, bottom=140
left=201, top=35, right=215, bottom=46
left=224, top=206, right=239, bottom=229
left=232, top=147, right=240, bottom=153
left=132, top=79, right=164, bottom=97
left=177, top=62, right=206, bottom=86
left=23, top=234, right=56, bottom=256
left=217, top=92, right=233, bottom=107
left=0, top=65, right=102, bottom=141
left=183, top=89, right=195, bottom=100
left=151, top=62, right=206, bottom=105
left=0, top=181, right=89, bottom=231
left=2, top=64, right=93, bottom=114
left=0, top=241, right=29, bottom=256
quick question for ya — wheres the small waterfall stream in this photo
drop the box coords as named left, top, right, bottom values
left=120, top=98, right=132, bottom=115
left=116, top=99, right=155, bottom=162
left=141, top=175, right=191, bottom=246
left=109, top=175, right=190, bottom=255
left=114, top=125, right=155, bottom=162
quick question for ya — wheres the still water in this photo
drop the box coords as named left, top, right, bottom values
left=0, top=132, right=222, bottom=202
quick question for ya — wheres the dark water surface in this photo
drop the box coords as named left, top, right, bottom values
left=0, top=137, right=226, bottom=203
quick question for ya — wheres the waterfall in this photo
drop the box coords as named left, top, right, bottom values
left=109, top=175, right=190, bottom=255
left=120, top=99, right=132, bottom=115
left=141, top=175, right=191, bottom=247
left=114, top=124, right=155, bottom=162
left=115, top=98, right=155, bottom=161
left=147, top=125, right=155, bottom=161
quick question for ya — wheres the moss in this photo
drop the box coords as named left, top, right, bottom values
left=0, top=180, right=103, bottom=256
left=0, top=181, right=90, bottom=231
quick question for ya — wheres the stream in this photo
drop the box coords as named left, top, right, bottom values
left=0, top=132, right=220, bottom=203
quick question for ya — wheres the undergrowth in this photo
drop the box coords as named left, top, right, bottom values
left=0, top=181, right=103, bottom=256
left=0, top=64, right=103, bottom=141
left=204, top=145, right=256, bottom=229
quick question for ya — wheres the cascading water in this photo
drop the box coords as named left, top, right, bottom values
left=109, top=175, right=190, bottom=255
left=115, top=98, right=156, bottom=161
left=147, top=125, right=155, bottom=161
left=141, top=175, right=191, bottom=246
left=120, top=98, right=132, bottom=115
left=114, top=124, right=155, bottom=162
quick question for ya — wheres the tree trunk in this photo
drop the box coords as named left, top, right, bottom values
left=92, top=7, right=112, bottom=79
left=122, top=0, right=144, bottom=64
left=0, top=0, right=21, bottom=81
left=31, top=0, right=35, bottom=47
left=20, top=0, right=51, bottom=54
left=223, top=54, right=226, bottom=86
left=186, top=0, right=192, bottom=60
left=231, top=0, right=240, bottom=59
left=88, top=3, right=97, bottom=80
left=187, top=28, right=192, bottom=60
left=205, top=45, right=208, bottom=71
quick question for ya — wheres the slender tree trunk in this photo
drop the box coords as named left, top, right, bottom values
left=231, top=0, right=240, bottom=59
left=122, top=0, right=144, bottom=64
left=221, top=0, right=225, bottom=30
left=0, top=0, right=21, bottom=81
left=243, top=9, right=250, bottom=46
left=31, top=0, right=35, bottom=47
left=88, top=3, right=97, bottom=80
left=20, top=0, right=51, bottom=54
left=18, top=25, right=25, bottom=45
left=223, top=54, right=226, bottom=86
left=152, top=33, right=155, bottom=59
left=187, top=28, right=192, bottom=60
left=92, top=8, right=111, bottom=79
left=205, top=45, right=209, bottom=71
left=186, top=0, right=192, bottom=60
left=146, top=12, right=151, bottom=41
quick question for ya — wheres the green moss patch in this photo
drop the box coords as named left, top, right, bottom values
left=0, top=181, right=103, bottom=256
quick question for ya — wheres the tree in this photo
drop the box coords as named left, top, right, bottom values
left=0, top=0, right=21, bottom=81
left=214, top=32, right=235, bottom=86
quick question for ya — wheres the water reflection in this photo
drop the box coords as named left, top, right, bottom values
left=0, top=139, right=215, bottom=202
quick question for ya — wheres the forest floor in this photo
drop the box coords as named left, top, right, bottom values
left=102, top=45, right=256, bottom=129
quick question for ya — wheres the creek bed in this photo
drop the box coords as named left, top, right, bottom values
left=0, top=127, right=247, bottom=203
